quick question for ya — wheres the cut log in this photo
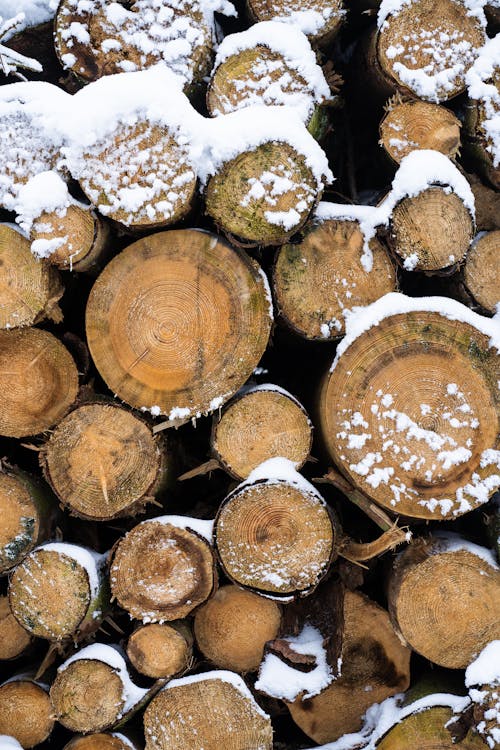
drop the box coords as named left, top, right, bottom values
left=30, top=204, right=110, bottom=272
left=55, top=0, right=215, bottom=87
left=0, top=224, right=63, bottom=328
left=375, top=0, right=485, bottom=102
left=194, top=584, right=282, bottom=672
left=0, top=596, right=32, bottom=661
left=0, top=467, right=56, bottom=574
left=64, top=734, right=140, bottom=750
left=50, top=644, right=150, bottom=734
left=9, top=542, right=109, bottom=642
left=287, top=590, right=411, bottom=744
left=0, top=327, right=79, bottom=437
left=0, top=678, right=54, bottom=749
left=110, top=517, right=217, bottom=622
left=214, top=459, right=337, bottom=599
left=319, top=295, right=500, bottom=520
left=273, top=210, right=396, bottom=340
left=388, top=534, right=500, bottom=669
left=212, top=384, right=312, bottom=479
left=379, top=99, right=461, bottom=164
left=127, top=622, right=193, bottom=679
left=462, top=230, right=500, bottom=314
left=376, top=704, right=486, bottom=749
left=85, top=230, right=272, bottom=418
left=143, top=671, right=273, bottom=750
left=245, top=0, right=344, bottom=46
left=40, top=402, right=168, bottom=521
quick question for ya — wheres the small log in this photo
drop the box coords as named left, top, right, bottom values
left=9, top=542, right=109, bottom=642
left=273, top=213, right=396, bottom=340
left=462, top=230, right=500, bottom=314
left=0, top=678, right=54, bottom=749
left=212, top=384, right=312, bottom=479
left=319, top=298, right=500, bottom=520
left=376, top=704, right=486, bottom=749
left=0, top=224, right=63, bottom=328
left=375, top=0, right=485, bottom=102
left=245, top=0, right=344, bottom=47
left=389, top=186, right=474, bottom=272
left=50, top=644, right=150, bottom=734
left=85, top=230, right=272, bottom=418
left=388, top=535, right=500, bottom=669
left=0, top=466, right=57, bottom=574
left=287, top=590, right=411, bottom=744
left=143, top=671, right=273, bottom=750
left=110, top=517, right=217, bottom=622
left=30, top=204, right=110, bottom=272
left=127, top=622, right=193, bottom=679
left=64, top=734, right=140, bottom=750
left=379, top=98, right=461, bottom=164
left=40, top=402, right=168, bottom=521
left=214, top=459, right=337, bottom=599
left=0, top=327, right=79, bottom=437
left=194, top=584, right=282, bottom=672
left=0, top=596, right=32, bottom=660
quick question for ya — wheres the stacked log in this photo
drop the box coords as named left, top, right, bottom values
left=0, top=2, right=499, bottom=750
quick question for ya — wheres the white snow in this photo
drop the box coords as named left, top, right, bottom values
left=249, top=4, right=344, bottom=37
left=110, top=736, right=136, bottom=750
left=466, top=641, right=500, bottom=687
left=14, top=171, right=72, bottom=235
left=255, top=623, right=334, bottom=701
left=144, top=514, right=214, bottom=543
left=58, top=643, right=148, bottom=716
left=466, top=35, right=500, bottom=169
left=466, top=641, right=500, bottom=749
left=0, top=738, right=23, bottom=750
left=431, top=531, right=499, bottom=570
left=241, top=457, right=325, bottom=502
left=0, top=1, right=57, bottom=40
left=39, top=542, right=106, bottom=601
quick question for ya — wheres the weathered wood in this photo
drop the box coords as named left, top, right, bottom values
left=127, top=622, right=193, bottom=679
left=245, top=0, right=344, bottom=46
left=0, top=596, right=32, bottom=661
left=0, top=678, right=54, bottom=748
left=462, top=230, right=500, bottom=314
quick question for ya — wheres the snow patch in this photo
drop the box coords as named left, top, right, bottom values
left=39, top=542, right=106, bottom=600
left=466, top=36, right=500, bottom=169
left=144, top=514, right=214, bottom=543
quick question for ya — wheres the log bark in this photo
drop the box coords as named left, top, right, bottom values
left=0, top=224, right=63, bottom=328
left=0, top=466, right=57, bottom=574
left=462, top=230, right=500, bottom=314
left=0, top=596, right=32, bottom=661
left=245, top=0, right=344, bottom=47
left=376, top=705, right=487, bottom=748
left=85, top=230, right=272, bottom=419
left=466, top=171, right=500, bottom=231
left=40, top=402, right=169, bottom=521
left=110, top=517, right=217, bottom=622
left=143, top=671, right=273, bottom=750
left=211, top=385, right=313, bottom=480
left=127, top=622, right=193, bottom=679
left=194, top=584, right=282, bottom=672
left=319, top=306, right=500, bottom=520
left=287, top=590, right=411, bottom=744
left=0, top=327, right=79, bottom=437
left=9, top=542, right=109, bottom=642
left=214, top=468, right=337, bottom=599
left=379, top=98, right=461, bottom=164
left=388, top=535, right=500, bottom=669
left=0, top=678, right=54, bottom=749
left=273, top=216, right=396, bottom=340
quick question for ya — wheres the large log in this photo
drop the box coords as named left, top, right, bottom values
left=0, top=678, right=54, bottom=749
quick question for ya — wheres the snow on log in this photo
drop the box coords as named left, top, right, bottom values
left=0, top=678, right=54, bottom=749
left=63, top=734, right=140, bottom=750
left=245, top=0, right=344, bottom=46
left=388, top=534, right=500, bottom=668
left=126, top=622, right=193, bottom=679
left=465, top=640, right=500, bottom=749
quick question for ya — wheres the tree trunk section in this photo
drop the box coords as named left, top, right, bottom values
left=462, top=230, right=500, bottom=314
left=376, top=705, right=487, bottom=748
left=0, top=596, right=32, bottom=661
left=127, top=622, right=193, bottom=679
left=85, top=229, right=272, bottom=419
left=0, top=678, right=54, bottom=749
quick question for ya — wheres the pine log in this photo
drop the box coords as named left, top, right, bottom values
left=64, top=734, right=140, bottom=750
left=273, top=215, right=396, bottom=340
left=0, top=327, right=79, bottom=437
left=287, top=590, right=411, bottom=744
left=0, top=596, right=32, bottom=661
left=0, top=224, right=63, bottom=328
left=0, top=678, right=54, bottom=749
left=9, top=542, right=109, bottom=642
left=50, top=644, right=150, bottom=734
left=374, top=0, right=485, bottom=102
left=110, top=517, right=217, bottom=622
left=319, top=300, right=500, bottom=520
left=212, top=385, right=312, bottom=479
left=30, top=204, right=110, bottom=272
left=143, top=671, right=273, bottom=750
left=40, top=402, right=168, bottom=521
left=376, top=705, right=486, bottom=749
left=55, top=0, right=213, bottom=87
left=85, top=230, right=272, bottom=419
left=388, top=535, right=500, bottom=669
left=0, top=467, right=57, bottom=574
left=194, top=584, right=282, bottom=672
left=245, top=0, right=344, bottom=46
left=379, top=99, right=461, bottom=164
left=127, top=622, right=193, bottom=679
left=462, top=230, right=500, bottom=314
left=388, top=186, right=474, bottom=272
left=214, top=463, right=337, bottom=599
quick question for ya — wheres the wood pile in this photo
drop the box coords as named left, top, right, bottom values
left=0, top=1, right=499, bottom=749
